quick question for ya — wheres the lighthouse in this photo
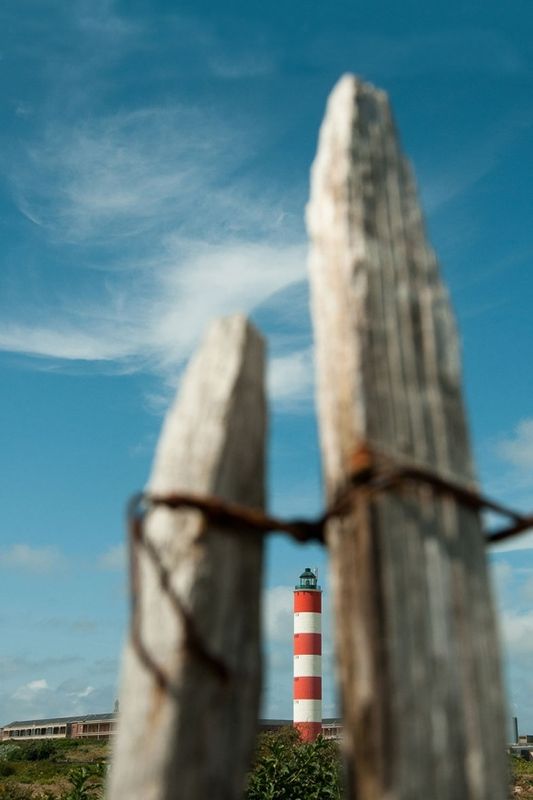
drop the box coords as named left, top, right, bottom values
left=293, top=567, right=322, bottom=742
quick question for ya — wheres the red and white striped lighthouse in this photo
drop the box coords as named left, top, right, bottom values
left=293, top=567, right=322, bottom=742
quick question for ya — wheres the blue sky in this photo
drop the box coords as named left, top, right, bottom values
left=0, top=0, right=532, bottom=734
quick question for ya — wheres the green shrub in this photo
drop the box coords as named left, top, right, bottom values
left=0, top=746, right=22, bottom=763
left=23, top=742, right=57, bottom=762
left=62, top=764, right=105, bottom=800
left=0, top=741, right=58, bottom=763
left=246, top=727, right=342, bottom=800
left=49, top=740, right=79, bottom=752
left=510, top=754, right=533, bottom=775
left=0, top=762, right=15, bottom=777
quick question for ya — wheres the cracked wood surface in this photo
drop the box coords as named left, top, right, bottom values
left=108, top=314, right=266, bottom=800
left=308, top=75, right=507, bottom=800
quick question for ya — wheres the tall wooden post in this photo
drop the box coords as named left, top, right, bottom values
left=308, top=75, right=507, bottom=800
left=108, top=314, right=266, bottom=800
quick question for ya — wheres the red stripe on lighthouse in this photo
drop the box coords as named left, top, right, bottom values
left=293, top=677, right=322, bottom=699
left=293, top=633, right=322, bottom=655
left=294, top=591, right=321, bottom=613
left=295, top=722, right=322, bottom=741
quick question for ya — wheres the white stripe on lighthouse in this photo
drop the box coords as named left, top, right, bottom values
left=293, top=654, right=322, bottom=677
left=293, top=699, right=322, bottom=722
left=294, top=612, right=322, bottom=634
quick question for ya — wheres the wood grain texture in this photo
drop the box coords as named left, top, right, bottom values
left=307, top=75, right=507, bottom=800
left=108, top=314, right=266, bottom=800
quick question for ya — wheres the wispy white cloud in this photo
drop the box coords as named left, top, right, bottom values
left=419, top=152, right=498, bottom=215
left=73, top=0, right=141, bottom=40
left=268, top=348, right=314, bottom=407
left=0, top=239, right=307, bottom=395
left=99, top=544, right=126, bottom=571
left=0, top=324, right=136, bottom=361
left=5, top=23, right=526, bottom=414
left=14, top=102, right=32, bottom=118
left=488, top=557, right=533, bottom=730
left=0, top=652, right=120, bottom=722
left=520, top=575, right=533, bottom=604
left=490, top=561, right=514, bottom=599
left=1, top=676, right=112, bottom=723
left=1, top=4, right=312, bottom=410
left=150, top=12, right=278, bottom=81
left=2, top=96, right=310, bottom=405
left=497, top=418, right=533, bottom=471
left=37, top=617, right=99, bottom=634
left=263, top=585, right=293, bottom=645
left=92, top=658, right=119, bottom=676
left=0, top=544, right=67, bottom=574
left=209, top=52, right=276, bottom=79
left=143, top=241, right=307, bottom=374
left=500, top=609, right=533, bottom=657
left=12, top=106, right=253, bottom=243
left=483, top=418, right=533, bottom=551
left=12, top=678, right=49, bottom=702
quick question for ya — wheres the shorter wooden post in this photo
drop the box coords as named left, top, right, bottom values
left=108, top=314, right=266, bottom=800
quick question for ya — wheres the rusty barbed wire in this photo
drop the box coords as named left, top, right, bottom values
left=345, top=444, right=533, bottom=544
left=126, top=443, right=533, bottom=687
left=129, top=445, right=533, bottom=546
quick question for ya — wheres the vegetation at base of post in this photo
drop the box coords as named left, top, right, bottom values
left=245, top=727, right=342, bottom=800
left=1, top=737, right=533, bottom=798
left=510, top=756, right=533, bottom=798
left=0, top=740, right=107, bottom=799
left=244, top=731, right=533, bottom=800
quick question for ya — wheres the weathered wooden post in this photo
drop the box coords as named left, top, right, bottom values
left=308, top=75, right=507, bottom=799
left=108, top=314, right=266, bottom=800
